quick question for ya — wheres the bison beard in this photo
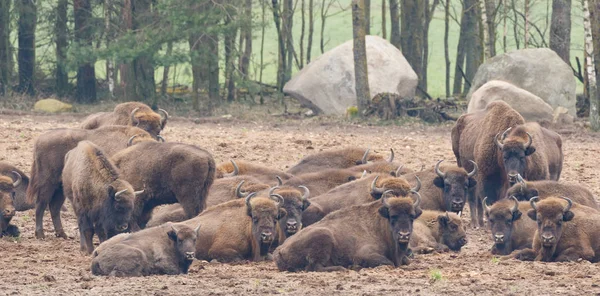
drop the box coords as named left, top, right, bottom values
left=0, top=172, right=22, bottom=237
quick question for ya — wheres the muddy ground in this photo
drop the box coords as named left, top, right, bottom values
left=1, top=113, right=600, bottom=295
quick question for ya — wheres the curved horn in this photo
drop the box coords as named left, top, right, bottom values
left=270, top=193, right=284, bottom=206
left=235, top=181, right=248, bottom=198
left=435, top=160, right=446, bottom=178
left=156, top=135, right=166, bottom=142
left=412, top=176, right=422, bottom=192
left=387, top=148, right=395, bottom=163
left=516, top=174, right=526, bottom=185
left=529, top=196, right=539, bottom=211
left=194, top=224, right=201, bottom=234
left=411, top=190, right=422, bottom=209
left=170, top=224, right=179, bottom=234
left=134, top=189, right=144, bottom=196
left=381, top=189, right=394, bottom=207
left=370, top=176, right=385, bottom=195
left=560, top=196, right=573, bottom=213
left=361, top=148, right=370, bottom=164
left=269, top=186, right=279, bottom=196
left=276, top=176, right=283, bottom=186
left=130, top=107, right=141, bottom=125
left=11, top=171, right=22, bottom=188
left=298, top=185, right=310, bottom=201
left=394, top=165, right=404, bottom=177
left=525, top=132, right=533, bottom=149
left=483, top=196, right=491, bottom=214
left=501, top=127, right=512, bottom=140
left=127, top=134, right=139, bottom=147
left=467, top=160, right=478, bottom=178
left=510, top=196, right=519, bottom=213
left=158, top=108, right=169, bottom=126
left=115, top=189, right=128, bottom=200
left=245, top=192, right=257, bottom=208
left=494, top=133, right=504, bottom=150
left=224, top=160, right=239, bottom=177
left=361, top=170, right=367, bottom=179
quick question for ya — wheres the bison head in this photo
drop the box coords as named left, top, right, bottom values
left=505, top=175, right=537, bottom=202
left=270, top=186, right=310, bottom=237
left=437, top=212, right=468, bottom=251
left=484, top=196, right=521, bottom=255
left=129, top=107, right=168, bottom=138
left=434, top=160, right=477, bottom=213
left=106, top=181, right=143, bottom=234
left=126, top=133, right=162, bottom=147
left=246, top=193, right=287, bottom=246
left=168, top=223, right=200, bottom=263
left=527, top=196, right=574, bottom=260
left=0, top=172, right=21, bottom=233
left=495, top=127, right=535, bottom=185
left=371, top=175, right=421, bottom=200
left=378, top=190, right=422, bottom=247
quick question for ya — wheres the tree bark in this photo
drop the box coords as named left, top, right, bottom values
left=272, top=0, right=286, bottom=91
left=307, top=0, right=314, bottom=63
left=550, top=0, right=571, bottom=65
left=121, top=0, right=135, bottom=99
left=453, top=3, right=468, bottom=95
left=320, top=0, right=327, bottom=53
left=161, top=41, right=173, bottom=97
left=482, top=0, right=496, bottom=57
left=74, top=0, right=96, bottom=103
left=224, top=13, right=237, bottom=102
left=132, top=0, right=156, bottom=105
left=382, top=0, right=386, bottom=39
left=365, top=0, right=371, bottom=34
left=524, top=0, right=529, bottom=48
left=300, top=0, right=305, bottom=68
left=400, top=0, right=426, bottom=91
left=104, top=0, right=115, bottom=97
left=588, top=0, right=599, bottom=130
left=260, top=0, right=266, bottom=103
left=284, top=0, right=294, bottom=83
left=480, top=0, right=490, bottom=59
left=17, top=0, right=37, bottom=95
left=240, top=0, right=253, bottom=79
left=352, top=0, right=371, bottom=115
left=0, top=0, right=11, bottom=95
left=55, top=0, right=68, bottom=97
left=464, top=0, right=482, bottom=94
left=389, top=0, right=400, bottom=48
left=444, top=0, right=451, bottom=97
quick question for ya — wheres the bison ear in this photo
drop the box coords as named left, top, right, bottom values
left=302, top=200, right=311, bottom=211
left=277, top=208, right=288, bottom=220
left=526, top=209, right=537, bottom=221
left=512, top=211, right=522, bottom=221
left=433, top=177, right=444, bottom=188
left=437, top=214, right=449, bottom=227
left=246, top=207, right=253, bottom=217
left=563, top=211, right=575, bottom=222
left=107, top=185, right=116, bottom=198
left=167, top=230, right=177, bottom=241
left=525, top=146, right=536, bottom=156
left=468, top=178, right=477, bottom=188
left=378, top=206, right=389, bottom=219
left=414, top=208, right=422, bottom=219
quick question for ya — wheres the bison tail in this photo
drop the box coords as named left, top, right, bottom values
left=198, top=157, right=216, bottom=214
left=25, top=157, right=39, bottom=207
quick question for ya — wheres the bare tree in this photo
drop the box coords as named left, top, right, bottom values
left=444, top=0, right=451, bottom=97
left=365, top=0, right=371, bottom=34
left=400, top=0, right=425, bottom=90
left=588, top=0, right=599, bottom=130
left=160, top=41, right=173, bottom=96
left=0, top=0, right=9, bottom=95
left=300, top=0, right=305, bottom=67
left=389, top=0, right=400, bottom=48
left=74, top=0, right=97, bottom=103
left=55, top=0, right=68, bottom=97
left=272, top=0, right=286, bottom=91
left=382, top=0, right=387, bottom=39
left=239, top=0, right=253, bottom=79
left=104, top=0, right=115, bottom=98
left=352, top=0, right=371, bottom=115
left=524, top=0, right=529, bottom=47
left=17, top=0, right=37, bottom=95
left=550, top=0, right=571, bottom=65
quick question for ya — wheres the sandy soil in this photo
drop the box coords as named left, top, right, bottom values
left=1, top=113, right=600, bottom=295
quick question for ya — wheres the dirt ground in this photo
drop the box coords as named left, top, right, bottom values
left=1, top=112, right=600, bottom=296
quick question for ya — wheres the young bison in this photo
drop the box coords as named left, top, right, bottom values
left=274, top=190, right=422, bottom=272
left=483, top=196, right=536, bottom=255
left=0, top=171, right=22, bottom=237
left=506, top=177, right=598, bottom=209
left=62, top=141, right=144, bottom=254
left=80, top=102, right=168, bottom=138
left=91, top=222, right=200, bottom=277
left=286, top=147, right=385, bottom=175
left=410, top=211, right=467, bottom=254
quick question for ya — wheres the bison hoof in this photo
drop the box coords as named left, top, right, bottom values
left=55, top=231, right=68, bottom=239
left=35, top=230, right=45, bottom=240
left=4, top=225, right=20, bottom=237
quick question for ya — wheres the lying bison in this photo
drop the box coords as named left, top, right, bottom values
left=0, top=162, right=30, bottom=211
left=62, top=141, right=143, bottom=254
left=286, top=147, right=385, bottom=175
left=283, top=168, right=364, bottom=197
left=410, top=211, right=467, bottom=253
left=29, top=126, right=156, bottom=239
left=270, top=186, right=310, bottom=242
left=0, top=171, right=22, bottom=237
left=80, top=102, right=168, bottom=138
left=506, top=177, right=598, bottom=209
left=274, top=190, right=422, bottom=272
left=179, top=193, right=286, bottom=262
left=91, top=222, right=200, bottom=276
left=111, top=140, right=215, bottom=230
left=216, top=160, right=293, bottom=184
left=483, top=196, right=536, bottom=255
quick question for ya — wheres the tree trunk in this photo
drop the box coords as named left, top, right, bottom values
left=524, top=0, right=529, bottom=48
left=224, top=13, right=237, bottom=102
left=482, top=0, right=496, bottom=57
left=272, top=0, right=286, bottom=91
left=307, top=0, right=314, bottom=63
left=365, top=0, right=371, bottom=34
left=453, top=5, right=468, bottom=95
left=400, top=0, right=426, bottom=91
left=161, top=41, right=173, bottom=96
left=55, top=0, right=68, bottom=97
left=588, top=0, right=599, bottom=130
left=464, top=0, right=481, bottom=94
left=550, top=0, right=571, bottom=65
left=74, top=0, right=96, bottom=103
left=389, top=0, right=400, bottom=48
left=240, top=0, right=252, bottom=79
left=352, top=0, right=371, bottom=115
left=422, top=0, right=440, bottom=93
left=132, top=0, right=155, bottom=105
left=260, top=0, right=267, bottom=104
left=17, top=0, right=37, bottom=95
left=284, top=0, right=294, bottom=83
left=0, top=0, right=11, bottom=95
left=512, top=0, right=520, bottom=49
left=121, top=0, right=135, bottom=99
left=300, top=0, right=305, bottom=68
left=382, top=0, right=387, bottom=39
left=444, top=0, right=451, bottom=97
left=320, top=0, right=327, bottom=53
left=480, top=0, right=490, bottom=59
left=104, top=0, right=115, bottom=98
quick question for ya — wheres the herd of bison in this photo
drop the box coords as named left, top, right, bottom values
left=1, top=100, right=600, bottom=289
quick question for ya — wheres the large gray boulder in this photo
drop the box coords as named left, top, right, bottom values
left=468, top=80, right=554, bottom=122
left=466, top=48, right=576, bottom=116
left=283, top=35, right=418, bottom=115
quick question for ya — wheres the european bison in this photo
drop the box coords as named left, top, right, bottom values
left=283, top=168, right=364, bottom=197
left=286, top=147, right=385, bottom=175
left=452, top=101, right=535, bottom=227
left=0, top=162, right=30, bottom=211
left=29, top=126, right=156, bottom=239
left=91, top=222, right=200, bottom=276
left=62, top=141, right=143, bottom=254
left=274, top=190, right=422, bottom=272
left=506, top=177, right=598, bottom=209
left=270, top=186, right=310, bottom=242
left=179, top=193, right=286, bottom=262
left=216, top=160, right=293, bottom=184
left=410, top=211, right=467, bottom=254
left=80, top=102, right=168, bottom=138
left=348, top=150, right=413, bottom=176
left=516, top=196, right=600, bottom=262
left=483, top=196, right=536, bottom=255
left=111, top=141, right=215, bottom=230
left=0, top=171, right=22, bottom=237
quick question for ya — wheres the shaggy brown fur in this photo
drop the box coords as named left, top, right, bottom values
left=286, top=147, right=385, bottom=175
left=283, top=168, right=364, bottom=197
left=0, top=162, right=30, bottom=211
left=274, top=193, right=422, bottom=272
left=506, top=180, right=598, bottom=209
left=29, top=126, right=156, bottom=239
left=80, top=102, right=168, bottom=138
left=91, top=222, right=199, bottom=276
left=409, top=211, right=467, bottom=253
left=62, top=141, right=142, bottom=254
left=349, top=161, right=414, bottom=176
left=0, top=172, right=21, bottom=237
left=484, top=197, right=536, bottom=255
left=180, top=195, right=286, bottom=262
left=216, top=160, right=293, bottom=184
left=268, top=186, right=311, bottom=244
left=111, top=141, right=215, bottom=230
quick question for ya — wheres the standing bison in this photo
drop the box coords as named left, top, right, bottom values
left=286, top=147, right=385, bottom=175
left=0, top=171, right=22, bottom=237
left=80, top=102, right=168, bottom=138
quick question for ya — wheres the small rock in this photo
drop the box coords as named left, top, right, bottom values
left=43, top=274, right=56, bottom=282
left=34, top=99, right=73, bottom=113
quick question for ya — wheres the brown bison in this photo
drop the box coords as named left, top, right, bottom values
left=91, top=222, right=200, bottom=276
left=111, top=141, right=215, bottom=230
left=283, top=168, right=364, bottom=197
left=506, top=177, right=598, bottom=209
left=274, top=190, right=422, bottom=272
left=483, top=196, right=536, bottom=255
left=515, top=196, right=600, bottom=262
left=270, top=186, right=311, bottom=242
left=286, top=147, right=386, bottom=175
left=216, top=160, right=293, bottom=184
left=409, top=211, right=467, bottom=253
left=179, top=193, right=286, bottom=262
left=62, top=141, right=144, bottom=254
left=0, top=171, right=22, bottom=237
left=0, top=162, right=30, bottom=211
left=405, top=160, right=477, bottom=214
left=29, top=126, right=156, bottom=239
left=80, top=102, right=168, bottom=138
left=348, top=150, right=413, bottom=176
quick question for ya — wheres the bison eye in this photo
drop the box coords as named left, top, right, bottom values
left=450, top=224, right=458, bottom=231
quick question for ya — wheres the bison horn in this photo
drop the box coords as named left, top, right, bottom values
left=411, top=190, right=422, bottom=209
left=387, top=148, right=395, bottom=163
left=560, top=196, right=573, bottom=213
left=194, top=224, right=201, bottom=234
left=235, top=181, right=248, bottom=198
left=483, top=197, right=491, bottom=214
left=298, top=185, right=310, bottom=201
left=244, top=192, right=258, bottom=208
left=11, top=171, right=22, bottom=188
left=157, top=135, right=166, bottom=142
left=127, top=134, right=140, bottom=147
left=224, top=160, right=239, bottom=177
left=269, top=186, right=279, bottom=196
left=361, top=170, right=367, bottom=178
left=394, top=165, right=404, bottom=177
left=412, top=176, right=422, bottom=192
left=467, top=160, right=478, bottom=178
left=114, top=189, right=128, bottom=200
left=270, top=193, right=284, bottom=206
left=158, top=108, right=169, bottom=126
left=516, top=174, right=526, bottom=185
left=435, top=160, right=446, bottom=178
left=134, top=189, right=144, bottom=196
left=529, top=196, right=540, bottom=211
left=370, top=176, right=385, bottom=196
left=276, top=176, right=283, bottom=186
left=170, top=224, right=179, bottom=235
left=510, top=196, right=519, bottom=213
left=494, top=133, right=504, bottom=150
left=361, top=148, right=370, bottom=165
left=381, top=189, right=395, bottom=207
left=501, top=127, right=512, bottom=140
left=130, top=107, right=141, bottom=126
left=525, top=132, right=533, bottom=149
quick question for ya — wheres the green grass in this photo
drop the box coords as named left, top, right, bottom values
left=429, top=268, right=444, bottom=282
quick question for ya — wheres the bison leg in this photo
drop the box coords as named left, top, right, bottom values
left=467, top=193, right=479, bottom=228
left=34, top=190, right=52, bottom=239
left=355, top=245, right=395, bottom=268
left=2, top=224, right=20, bottom=237
left=78, top=216, right=95, bottom=254
left=49, top=188, right=67, bottom=239
left=208, top=247, right=245, bottom=263
left=555, top=247, right=593, bottom=263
